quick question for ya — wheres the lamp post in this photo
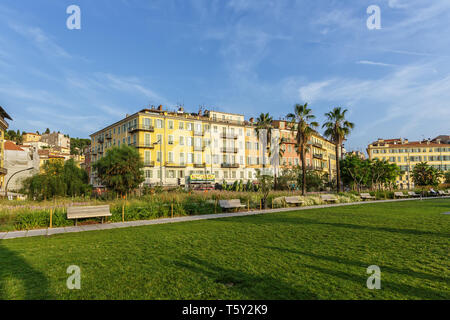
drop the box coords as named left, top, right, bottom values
left=5, top=167, right=34, bottom=199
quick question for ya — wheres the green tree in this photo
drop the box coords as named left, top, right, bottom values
left=93, top=145, right=144, bottom=196
left=412, top=162, right=442, bottom=187
left=444, top=171, right=450, bottom=184
left=340, top=155, right=371, bottom=191
left=287, top=103, right=318, bottom=195
left=323, top=107, right=354, bottom=193
left=255, top=169, right=273, bottom=209
left=21, top=159, right=90, bottom=200
left=70, top=137, right=91, bottom=155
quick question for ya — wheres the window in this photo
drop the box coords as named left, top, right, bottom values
left=179, top=122, right=184, bottom=130
left=157, top=151, right=162, bottom=162
left=168, top=152, right=174, bottom=163
left=188, top=153, right=194, bottom=164
left=156, top=119, right=163, bottom=128
left=145, top=170, right=152, bottom=179
left=157, top=134, right=162, bottom=144
left=248, top=172, right=252, bottom=179
left=168, top=135, right=174, bottom=145
left=144, top=151, right=151, bottom=165
left=145, top=134, right=151, bottom=146
left=187, top=123, right=193, bottom=131
left=179, top=136, right=184, bottom=145
left=180, top=153, right=185, bottom=164
left=168, top=170, right=175, bottom=178
left=168, top=121, right=174, bottom=129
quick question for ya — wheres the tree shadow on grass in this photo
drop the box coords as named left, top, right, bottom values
left=165, top=255, right=318, bottom=299
left=0, top=243, right=50, bottom=299
left=264, top=246, right=449, bottom=300
left=259, top=216, right=450, bottom=238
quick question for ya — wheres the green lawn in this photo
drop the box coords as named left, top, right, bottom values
left=1, top=199, right=449, bottom=300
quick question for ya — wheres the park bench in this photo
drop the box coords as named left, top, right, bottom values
left=67, top=205, right=112, bottom=226
left=438, top=190, right=447, bottom=196
left=321, top=194, right=338, bottom=203
left=394, top=192, right=408, bottom=198
left=284, top=196, right=304, bottom=206
left=360, top=193, right=376, bottom=201
left=219, top=199, right=246, bottom=212
left=408, top=191, right=421, bottom=198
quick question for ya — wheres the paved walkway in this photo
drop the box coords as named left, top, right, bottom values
left=1, top=196, right=449, bottom=240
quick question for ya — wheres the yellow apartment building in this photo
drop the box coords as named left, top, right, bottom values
left=0, top=106, right=12, bottom=190
left=22, top=132, right=41, bottom=143
left=367, top=137, right=450, bottom=189
left=90, top=106, right=249, bottom=187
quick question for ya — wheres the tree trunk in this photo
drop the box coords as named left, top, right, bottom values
left=300, top=145, right=306, bottom=196
left=335, top=143, right=341, bottom=193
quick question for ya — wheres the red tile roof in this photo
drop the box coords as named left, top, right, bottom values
left=4, top=141, right=24, bottom=151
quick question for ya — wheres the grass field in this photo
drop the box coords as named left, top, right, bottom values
left=0, top=199, right=449, bottom=300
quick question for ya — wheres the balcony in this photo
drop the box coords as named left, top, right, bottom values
left=91, top=150, right=98, bottom=155
left=143, top=161, right=155, bottom=167
left=98, top=137, right=104, bottom=144
left=220, top=133, right=238, bottom=140
left=193, top=131, right=204, bottom=136
left=194, top=145, right=205, bottom=152
left=313, top=153, right=324, bottom=160
left=282, top=138, right=296, bottom=144
left=131, top=142, right=155, bottom=149
left=128, top=124, right=154, bottom=133
left=194, top=163, right=206, bottom=168
left=309, top=141, right=324, bottom=149
left=221, top=163, right=239, bottom=168
left=221, top=147, right=238, bottom=153
left=165, top=162, right=186, bottom=168
left=105, top=133, right=112, bottom=140
left=0, top=167, right=7, bottom=175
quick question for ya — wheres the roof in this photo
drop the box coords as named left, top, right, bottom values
left=4, top=141, right=24, bottom=151
left=370, top=140, right=450, bottom=148
left=0, top=106, right=12, bottom=120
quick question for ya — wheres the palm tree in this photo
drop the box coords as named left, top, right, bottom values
left=255, top=113, right=273, bottom=171
left=322, top=107, right=354, bottom=193
left=287, top=103, right=318, bottom=195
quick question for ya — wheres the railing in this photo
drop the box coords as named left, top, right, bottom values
left=128, top=124, right=154, bottom=133
left=193, top=131, right=204, bottom=136
left=98, top=137, right=104, bottom=144
left=194, top=163, right=206, bottom=168
left=221, top=163, right=239, bottom=168
left=131, top=142, right=155, bottom=149
left=313, top=153, right=324, bottom=160
left=105, top=134, right=112, bottom=140
left=143, top=161, right=155, bottom=167
left=220, top=133, right=238, bottom=139
left=165, top=162, right=186, bottom=168
left=221, top=147, right=238, bottom=153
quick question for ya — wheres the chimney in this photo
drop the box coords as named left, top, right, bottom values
left=125, top=114, right=130, bottom=118
left=436, top=139, right=441, bottom=144
left=157, top=105, right=163, bottom=111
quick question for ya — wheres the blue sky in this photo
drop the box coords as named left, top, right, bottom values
left=1, top=0, right=449, bottom=152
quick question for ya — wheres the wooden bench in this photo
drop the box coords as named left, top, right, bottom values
left=394, top=192, right=408, bottom=198
left=321, top=194, right=338, bottom=203
left=438, top=190, right=447, bottom=196
left=408, top=191, right=420, bottom=197
left=219, top=199, right=246, bottom=211
left=67, top=205, right=112, bottom=226
left=284, top=196, right=304, bottom=206
left=360, top=193, right=375, bottom=200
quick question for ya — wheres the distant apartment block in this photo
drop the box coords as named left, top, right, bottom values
left=367, top=137, right=450, bottom=189
left=90, top=105, right=338, bottom=187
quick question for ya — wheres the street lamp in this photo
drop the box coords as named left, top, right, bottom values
left=5, top=167, right=34, bottom=199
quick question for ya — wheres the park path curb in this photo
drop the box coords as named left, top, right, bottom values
left=1, top=196, right=449, bottom=240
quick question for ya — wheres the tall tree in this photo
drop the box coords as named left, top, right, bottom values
left=412, top=162, right=442, bottom=187
left=323, top=107, right=354, bottom=192
left=93, top=145, right=144, bottom=196
left=286, top=103, right=318, bottom=195
left=255, top=113, right=273, bottom=170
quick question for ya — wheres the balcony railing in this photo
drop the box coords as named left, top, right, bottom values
left=221, top=147, right=238, bottom=153
left=221, top=163, right=239, bottom=168
left=165, top=162, right=186, bottom=168
left=105, top=133, right=112, bottom=140
left=220, top=133, right=238, bottom=139
left=193, top=131, right=204, bottom=136
left=143, top=161, right=155, bottom=167
left=98, top=137, right=104, bottom=144
left=194, top=163, right=206, bottom=168
left=131, top=142, right=155, bottom=149
left=128, top=124, right=154, bottom=133
left=313, top=153, right=324, bottom=160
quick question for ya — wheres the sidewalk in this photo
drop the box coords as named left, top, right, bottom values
left=1, top=196, right=448, bottom=240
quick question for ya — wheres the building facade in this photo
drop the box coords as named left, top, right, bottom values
left=0, top=107, right=12, bottom=190
left=90, top=106, right=338, bottom=188
left=367, top=137, right=450, bottom=189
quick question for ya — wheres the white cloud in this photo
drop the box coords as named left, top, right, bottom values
left=357, top=60, right=396, bottom=67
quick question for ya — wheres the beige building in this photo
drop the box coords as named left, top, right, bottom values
left=367, top=137, right=450, bottom=189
